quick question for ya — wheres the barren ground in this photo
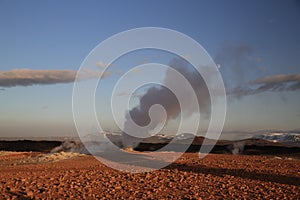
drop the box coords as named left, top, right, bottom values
left=0, top=152, right=299, bottom=199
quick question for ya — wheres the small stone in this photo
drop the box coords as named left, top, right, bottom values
left=27, top=191, right=34, bottom=197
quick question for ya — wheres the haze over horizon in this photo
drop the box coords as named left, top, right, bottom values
left=1, top=0, right=300, bottom=139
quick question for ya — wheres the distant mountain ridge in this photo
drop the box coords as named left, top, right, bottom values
left=252, top=132, right=300, bottom=144
left=0, top=132, right=300, bottom=156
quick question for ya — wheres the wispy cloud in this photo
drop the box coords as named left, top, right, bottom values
left=116, top=91, right=131, bottom=96
left=180, top=54, right=190, bottom=59
left=41, top=105, right=49, bottom=110
left=0, top=68, right=112, bottom=88
left=96, top=61, right=114, bottom=69
left=116, top=91, right=143, bottom=98
left=252, top=74, right=300, bottom=85
left=229, top=73, right=300, bottom=96
left=131, top=68, right=142, bottom=73
left=81, top=68, right=112, bottom=79
left=114, top=69, right=123, bottom=75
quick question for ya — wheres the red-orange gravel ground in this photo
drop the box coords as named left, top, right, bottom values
left=0, top=152, right=299, bottom=199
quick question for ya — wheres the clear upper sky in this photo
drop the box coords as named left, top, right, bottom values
left=0, top=0, right=300, bottom=139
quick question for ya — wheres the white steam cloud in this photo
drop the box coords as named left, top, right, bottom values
left=122, top=58, right=212, bottom=148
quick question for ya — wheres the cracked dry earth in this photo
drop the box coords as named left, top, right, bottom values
left=0, top=152, right=299, bottom=199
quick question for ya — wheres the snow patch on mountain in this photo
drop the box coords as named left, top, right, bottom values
left=252, top=132, right=300, bottom=144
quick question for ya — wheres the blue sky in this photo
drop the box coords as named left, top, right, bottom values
left=0, top=0, right=300, bottom=138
